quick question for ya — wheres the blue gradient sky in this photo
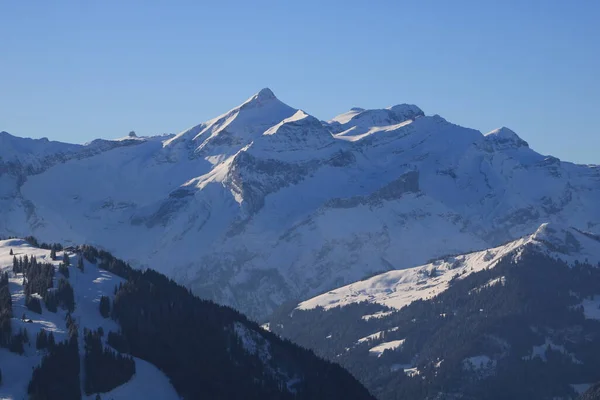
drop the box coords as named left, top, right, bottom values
left=1, top=0, right=598, bottom=163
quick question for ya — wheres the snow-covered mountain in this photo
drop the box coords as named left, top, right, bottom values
left=1, top=89, right=599, bottom=318
left=0, top=238, right=373, bottom=399
left=268, top=223, right=600, bottom=400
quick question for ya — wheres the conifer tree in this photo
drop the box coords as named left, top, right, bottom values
left=99, top=296, right=110, bottom=318
left=36, top=329, right=48, bottom=350
left=48, top=331, right=56, bottom=348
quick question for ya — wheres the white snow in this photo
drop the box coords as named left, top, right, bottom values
left=357, top=327, right=399, bottom=345
left=470, top=276, right=506, bottom=294
left=298, top=234, right=528, bottom=311
left=264, top=110, right=311, bottom=135
left=390, top=364, right=420, bottom=377
left=357, top=331, right=383, bottom=344
left=403, top=367, right=420, bottom=377
left=361, top=311, right=394, bottom=321
left=523, top=338, right=582, bottom=364
left=328, top=107, right=365, bottom=125
left=329, top=104, right=423, bottom=139
left=368, top=339, right=405, bottom=357
left=484, top=127, right=523, bottom=141
left=82, top=357, right=180, bottom=400
left=334, top=119, right=414, bottom=142
left=484, top=276, right=506, bottom=288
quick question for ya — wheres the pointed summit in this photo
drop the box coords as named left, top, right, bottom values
left=165, top=88, right=297, bottom=156
left=240, top=88, right=279, bottom=109
left=256, top=87, right=276, bottom=100
left=484, top=127, right=529, bottom=148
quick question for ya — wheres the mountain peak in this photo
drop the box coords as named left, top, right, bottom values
left=485, top=126, right=518, bottom=138
left=164, top=88, right=295, bottom=150
left=238, top=87, right=284, bottom=110
left=0, top=130, right=17, bottom=139
left=386, top=104, right=424, bottom=120
left=529, top=222, right=600, bottom=264
left=531, top=223, right=580, bottom=252
left=484, top=127, right=529, bottom=148
left=256, top=87, right=276, bottom=99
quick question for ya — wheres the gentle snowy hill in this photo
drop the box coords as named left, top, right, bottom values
left=268, top=223, right=600, bottom=400
left=0, top=238, right=373, bottom=400
left=1, top=89, right=599, bottom=319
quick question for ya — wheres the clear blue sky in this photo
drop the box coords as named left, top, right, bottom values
left=1, top=0, right=599, bottom=164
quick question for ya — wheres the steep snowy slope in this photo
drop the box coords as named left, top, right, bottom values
left=2, top=89, right=599, bottom=319
left=0, top=238, right=373, bottom=400
left=164, top=87, right=297, bottom=162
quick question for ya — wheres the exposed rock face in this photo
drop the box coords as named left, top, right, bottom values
left=325, top=171, right=419, bottom=209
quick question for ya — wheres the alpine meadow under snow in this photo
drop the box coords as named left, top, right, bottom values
left=2, top=88, right=599, bottom=320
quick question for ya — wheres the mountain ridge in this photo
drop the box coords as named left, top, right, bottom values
left=296, top=222, right=600, bottom=312
left=267, top=221, right=600, bottom=400
left=1, top=89, right=599, bottom=319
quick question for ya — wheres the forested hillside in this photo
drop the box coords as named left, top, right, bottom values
left=0, top=238, right=374, bottom=400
